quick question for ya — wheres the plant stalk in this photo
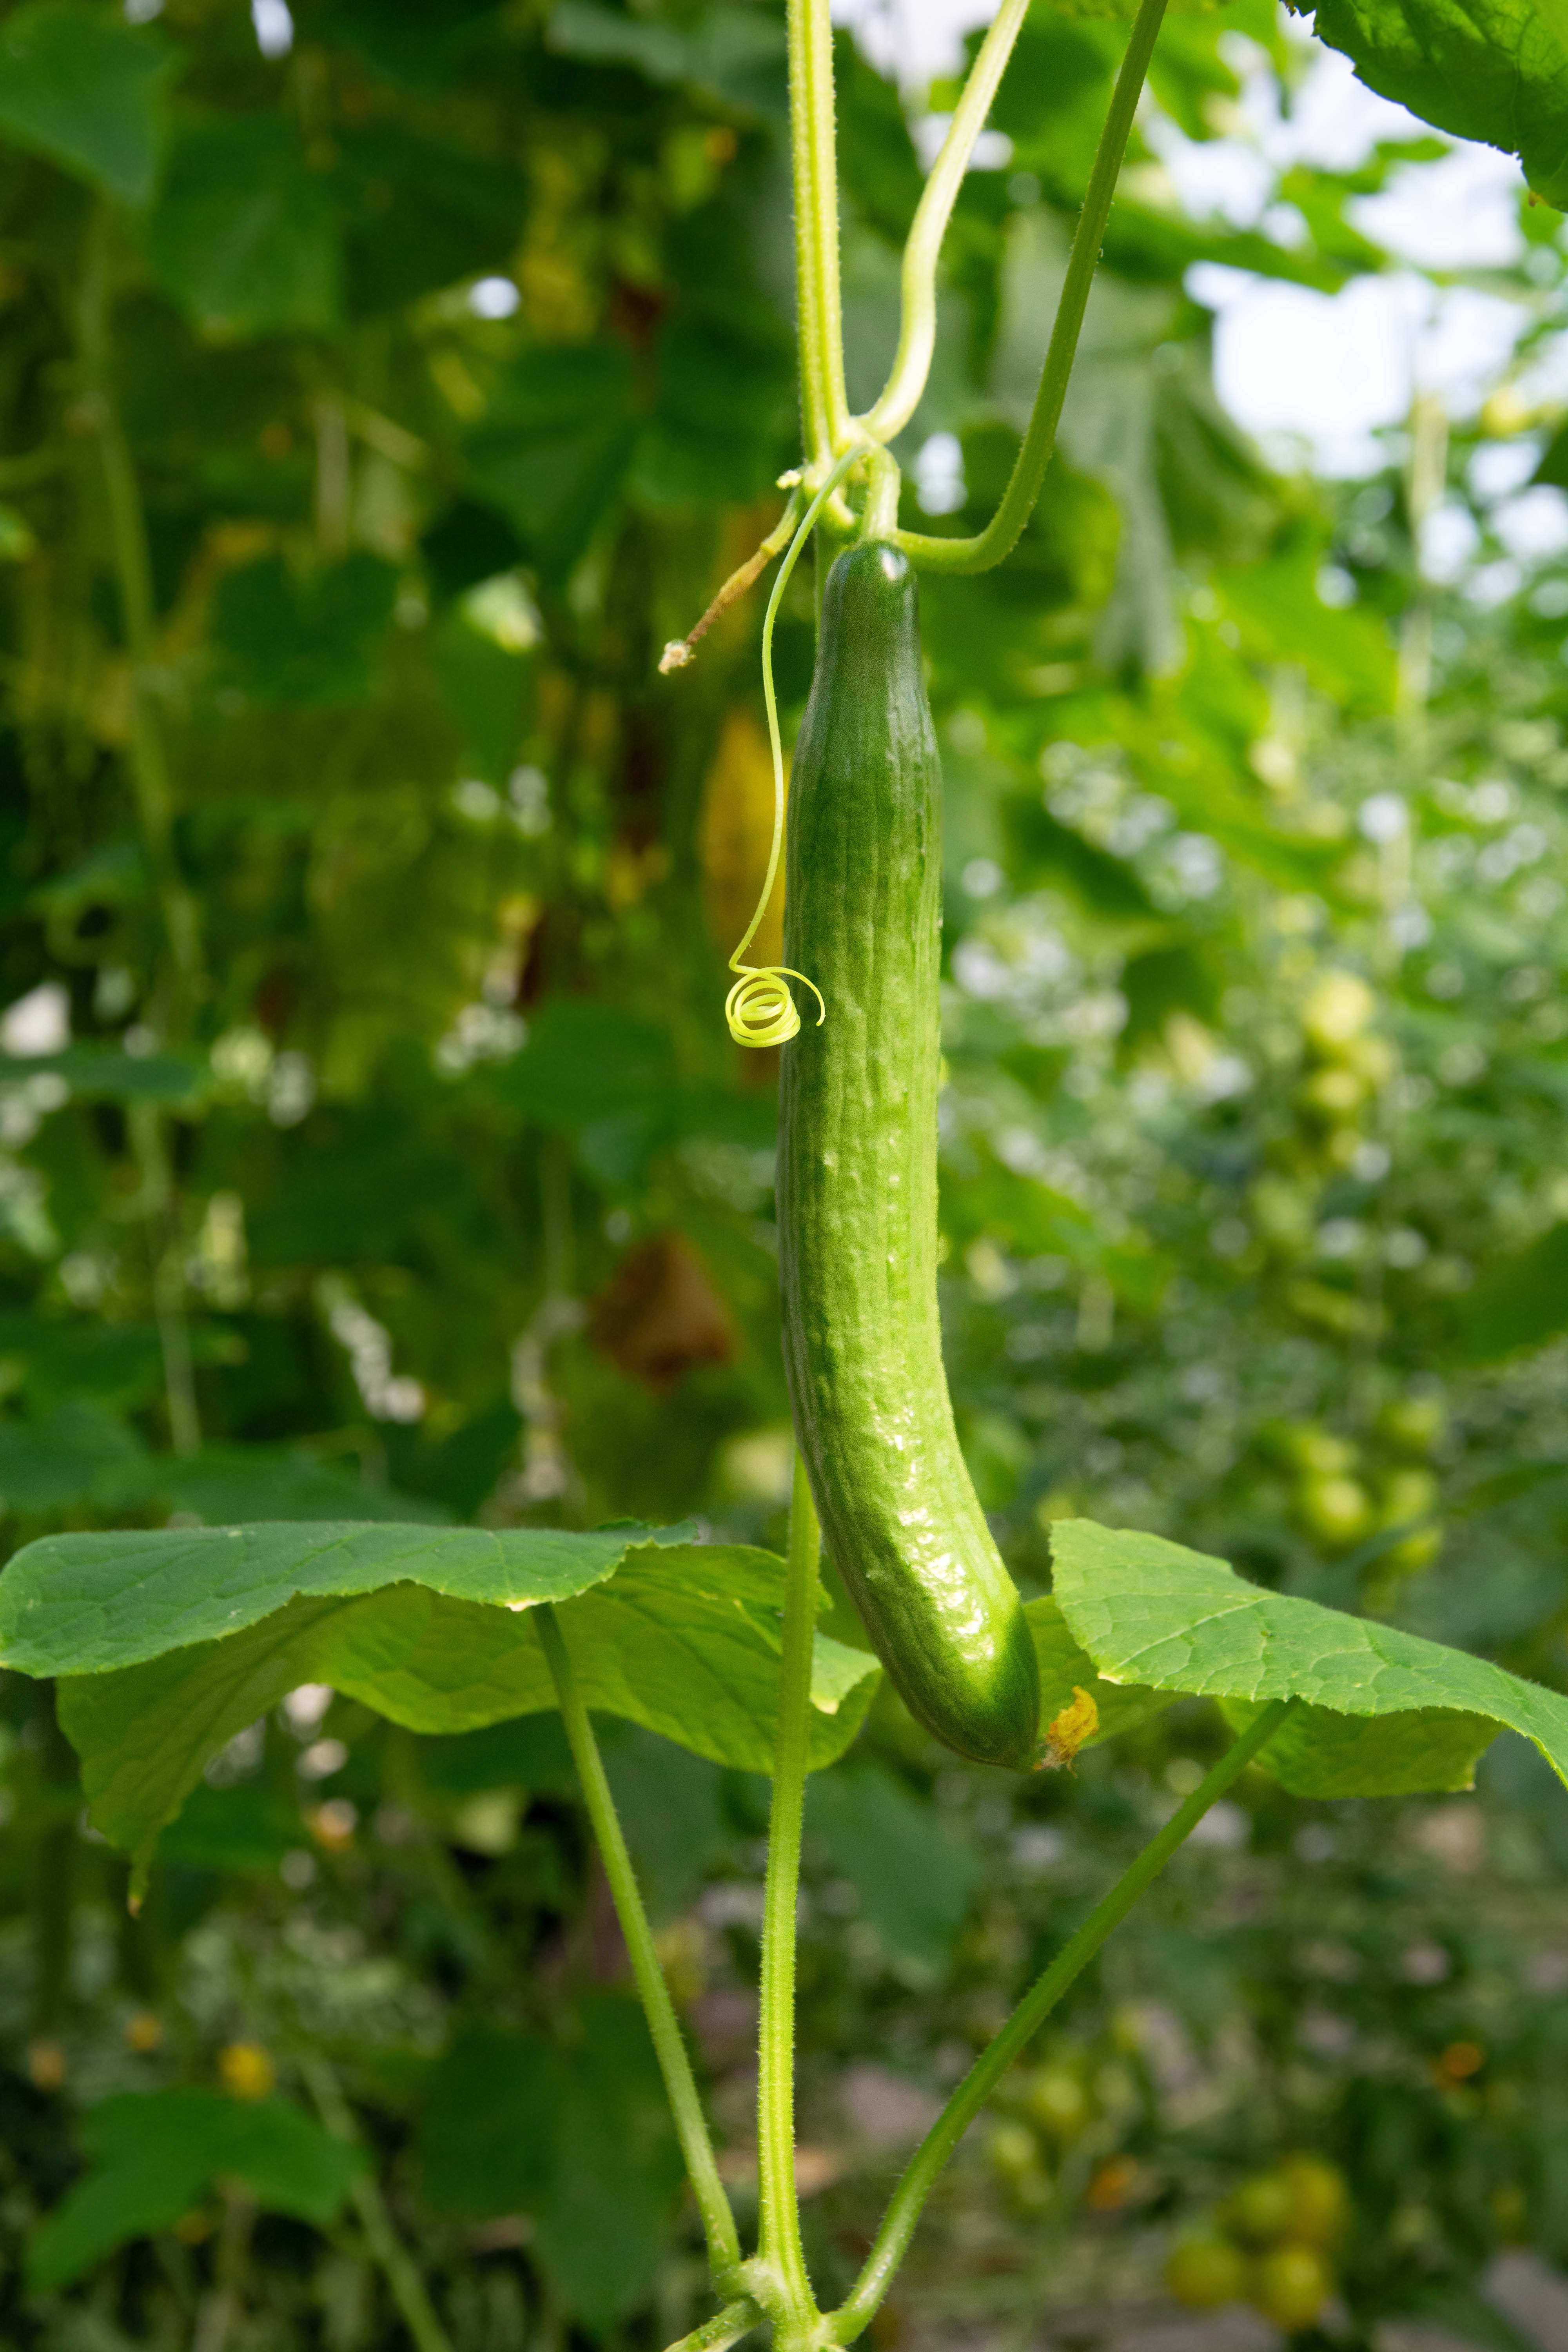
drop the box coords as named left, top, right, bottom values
left=753, top=1456, right=823, bottom=2323
left=828, top=1699, right=1293, bottom=2341
left=300, top=2052, right=456, bottom=2352
left=859, top=0, right=1033, bottom=443
left=537, top=1604, right=745, bottom=2288
left=895, top=0, right=1171, bottom=574
left=786, top=0, right=849, bottom=466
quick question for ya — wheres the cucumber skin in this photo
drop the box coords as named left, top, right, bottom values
left=778, top=541, right=1042, bottom=1772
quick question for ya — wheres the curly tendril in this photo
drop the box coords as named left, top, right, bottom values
left=726, top=445, right=863, bottom=1049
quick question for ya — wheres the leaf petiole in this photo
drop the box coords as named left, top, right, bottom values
left=537, top=1604, right=745, bottom=2292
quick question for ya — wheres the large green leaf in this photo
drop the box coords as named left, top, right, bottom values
left=14, top=1533, right=878, bottom=1873
left=1050, top=1519, right=1568, bottom=1797
left=1290, top=0, right=1568, bottom=209
left=0, top=2, right=169, bottom=207
left=29, top=2090, right=358, bottom=2293
left=0, top=1518, right=686, bottom=1675
left=1452, top=1221, right=1568, bottom=1362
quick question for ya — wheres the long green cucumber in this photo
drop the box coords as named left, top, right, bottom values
left=778, top=539, right=1042, bottom=1771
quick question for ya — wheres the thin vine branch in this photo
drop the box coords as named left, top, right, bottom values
left=858, top=0, right=1032, bottom=444
left=537, top=1606, right=744, bottom=2289
left=827, top=1699, right=1295, bottom=2343
left=894, top=0, right=1171, bottom=575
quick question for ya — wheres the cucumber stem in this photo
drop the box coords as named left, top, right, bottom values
left=537, top=1606, right=744, bottom=2289
left=828, top=1699, right=1295, bottom=2341
left=894, top=0, right=1171, bottom=576
left=787, top=0, right=850, bottom=467
left=754, top=1456, right=824, bottom=2322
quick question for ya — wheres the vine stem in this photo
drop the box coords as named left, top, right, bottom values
left=299, top=2051, right=457, bottom=2352
left=753, top=1455, right=824, bottom=2330
left=536, top=1605, right=746, bottom=2292
left=858, top=0, right=1033, bottom=444
left=895, top=0, right=1172, bottom=575
left=827, top=1699, right=1294, bottom=2343
left=77, top=209, right=201, bottom=998
left=787, top=0, right=849, bottom=467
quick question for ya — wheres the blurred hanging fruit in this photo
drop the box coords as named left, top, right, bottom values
left=1303, top=971, right=1376, bottom=1054
left=1376, top=1394, right=1447, bottom=1459
left=1167, top=2237, right=1249, bottom=2308
left=1022, top=2064, right=1091, bottom=2140
left=1223, top=2171, right=1298, bottom=2246
left=699, top=707, right=786, bottom=972
left=1250, top=2243, right=1334, bottom=2331
left=1276, top=2155, right=1350, bottom=2248
left=1298, top=1472, right=1376, bottom=1550
left=986, top=2121, right=1038, bottom=2181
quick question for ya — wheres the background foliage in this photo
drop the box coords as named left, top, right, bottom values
left=0, top=1, right=1567, bottom=2348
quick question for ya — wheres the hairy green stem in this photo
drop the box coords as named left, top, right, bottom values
left=787, top=0, right=849, bottom=465
left=895, top=0, right=1171, bottom=575
left=300, top=2053, right=456, bottom=2352
left=663, top=2298, right=763, bottom=2352
left=754, top=1457, right=823, bottom=2322
left=859, top=0, right=1032, bottom=443
left=829, top=1699, right=1293, bottom=2341
left=537, top=1605, right=744, bottom=2287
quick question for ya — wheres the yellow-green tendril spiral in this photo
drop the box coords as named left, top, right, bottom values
left=726, top=447, right=862, bottom=1048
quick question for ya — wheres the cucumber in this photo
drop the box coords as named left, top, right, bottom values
left=778, top=540, right=1042, bottom=1771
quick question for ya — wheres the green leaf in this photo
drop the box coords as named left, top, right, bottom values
left=1290, top=0, right=1568, bottom=209
left=546, top=1, right=786, bottom=117
left=0, top=1518, right=692, bottom=1675
left=0, top=2, right=169, bottom=207
left=0, top=1402, right=151, bottom=1515
left=160, top=1446, right=451, bottom=1528
left=1025, top=1593, right=1172, bottom=1744
left=466, top=343, right=638, bottom=581
left=1452, top=1221, right=1568, bottom=1361
left=416, top=1996, right=684, bottom=2329
left=209, top=553, right=397, bottom=705
left=28, top=2090, right=358, bottom=2293
left=808, top=1760, right=981, bottom=1987
left=38, top=1537, right=877, bottom=1874
left=145, top=115, right=341, bottom=338
left=0, top=1043, right=207, bottom=1105
left=1050, top=1519, right=1568, bottom=1798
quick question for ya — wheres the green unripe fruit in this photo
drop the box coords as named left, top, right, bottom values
left=779, top=543, right=1040, bottom=1771
left=1278, top=2155, right=1350, bottom=2249
left=1250, top=2243, right=1333, bottom=2331
left=987, top=2122, right=1039, bottom=2181
left=1223, top=2171, right=1297, bottom=2246
left=1022, top=2066, right=1091, bottom=2139
left=1298, top=1064, right=1370, bottom=1123
left=1167, top=2238, right=1248, bottom=2308
left=1376, top=1395, right=1447, bottom=1459
left=1298, top=1474, right=1375, bottom=1550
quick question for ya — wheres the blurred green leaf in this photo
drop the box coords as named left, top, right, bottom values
left=808, top=1760, right=981, bottom=1987
left=0, top=1, right=169, bottom=206
left=29, top=2090, right=359, bottom=2293
left=145, top=116, right=341, bottom=337
left=1452, top=1222, right=1568, bottom=1362
left=466, top=344, right=639, bottom=579
left=417, top=1996, right=684, bottom=2329
left=0, top=1401, right=151, bottom=1515
left=0, top=1043, right=206, bottom=1105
